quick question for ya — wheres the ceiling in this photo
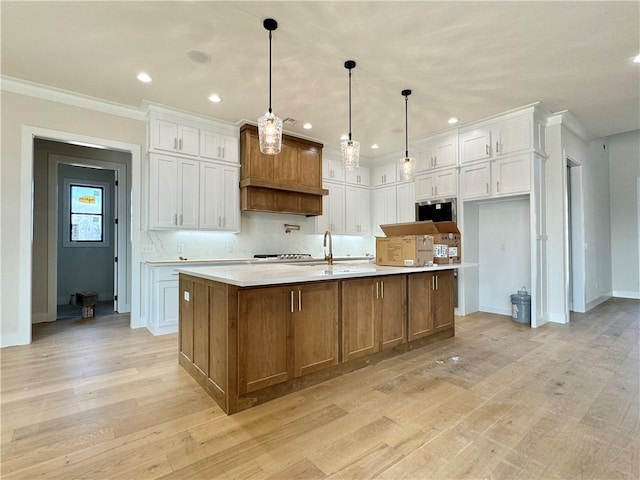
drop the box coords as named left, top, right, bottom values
left=2, top=1, right=639, bottom=160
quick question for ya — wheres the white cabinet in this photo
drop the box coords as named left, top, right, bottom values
left=345, top=166, right=370, bottom=186
left=459, top=115, right=533, bottom=164
left=396, top=182, right=415, bottom=223
left=149, top=154, right=199, bottom=229
left=372, top=186, right=398, bottom=236
left=148, top=265, right=180, bottom=335
left=460, top=154, right=530, bottom=200
left=151, top=120, right=199, bottom=156
left=414, top=168, right=458, bottom=201
left=199, top=162, right=240, bottom=231
left=460, top=163, right=491, bottom=200
left=316, top=183, right=346, bottom=234
left=372, top=163, right=398, bottom=186
left=322, top=158, right=345, bottom=182
left=492, top=154, right=531, bottom=197
left=415, top=132, right=458, bottom=173
left=200, top=130, right=239, bottom=164
left=345, top=186, right=370, bottom=234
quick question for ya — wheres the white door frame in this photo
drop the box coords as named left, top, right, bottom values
left=565, top=154, right=586, bottom=316
left=19, top=126, right=142, bottom=345
left=47, top=154, right=129, bottom=318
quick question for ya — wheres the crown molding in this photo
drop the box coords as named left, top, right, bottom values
left=1, top=76, right=146, bottom=121
left=547, top=109, right=592, bottom=144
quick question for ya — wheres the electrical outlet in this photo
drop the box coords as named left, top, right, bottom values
left=226, top=243, right=233, bottom=253
left=140, top=244, right=155, bottom=254
left=177, top=243, right=185, bottom=253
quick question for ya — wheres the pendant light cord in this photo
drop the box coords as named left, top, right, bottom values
left=404, top=94, right=409, bottom=157
left=348, top=67, right=352, bottom=141
left=268, top=29, right=273, bottom=114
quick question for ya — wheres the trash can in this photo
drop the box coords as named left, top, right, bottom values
left=510, top=287, right=531, bottom=324
left=76, top=291, right=98, bottom=318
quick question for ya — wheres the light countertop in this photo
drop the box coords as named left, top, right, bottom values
left=144, top=256, right=373, bottom=267
left=175, top=261, right=467, bottom=287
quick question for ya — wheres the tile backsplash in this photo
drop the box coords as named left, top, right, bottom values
left=140, top=211, right=375, bottom=261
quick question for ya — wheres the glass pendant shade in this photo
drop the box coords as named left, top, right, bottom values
left=258, top=111, right=283, bottom=155
left=340, top=139, right=360, bottom=170
left=399, top=156, right=414, bottom=181
left=258, top=18, right=282, bottom=155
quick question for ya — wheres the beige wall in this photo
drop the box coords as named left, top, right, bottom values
left=1, top=91, right=145, bottom=345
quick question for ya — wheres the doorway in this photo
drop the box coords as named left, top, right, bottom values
left=32, top=139, right=131, bottom=326
left=566, top=157, right=586, bottom=314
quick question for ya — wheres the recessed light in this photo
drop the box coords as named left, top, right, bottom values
left=633, top=54, right=640, bottom=64
left=340, top=134, right=349, bottom=141
left=447, top=117, right=459, bottom=124
left=303, top=123, right=312, bottom=130
left=208, top=94, right=222, bottom=103
left=371, top=144, right=380, bottom=149
left=137, top=72, right=152, bottom=83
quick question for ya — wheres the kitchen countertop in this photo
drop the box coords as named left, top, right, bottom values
left=175, top=261, right=467, bottom=287
left=144, top=256, right=373, bottom=266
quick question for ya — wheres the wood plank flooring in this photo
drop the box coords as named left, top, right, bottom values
left=1, top=298, right=638, bottom=479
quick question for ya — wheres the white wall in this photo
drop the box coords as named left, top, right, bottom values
left=608, top=130, right=640, bottom=298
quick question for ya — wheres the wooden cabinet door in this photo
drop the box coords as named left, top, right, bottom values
left=298, top=147, right=322, bottom=188
left=293, top=282, right=339, bottom=377
left=238, top=287, right=293, bottom=394
left=342, top=278, right=379, bottom=361
left=432, top=271, right=454, bottom=332
left=192, top=280, right=209, bottom=375
left=380, top=275, right=407, bottom=349
left=408, top=273, right=435, bottom=340
left=179, top=277, right=194, bottom=362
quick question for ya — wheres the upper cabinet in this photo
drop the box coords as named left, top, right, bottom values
left=415, top=131, right=458, bottom=173
left=200, top=130, right=239, bottom=164
left=459, top=107, right=547, bottom=165
left=323, top=157, right=346, bottom=183
left=372, top=163, right=398, bottom=186
left=151, top=120, right=199, bottom=156
left=345, top=166, right=370, bottom=186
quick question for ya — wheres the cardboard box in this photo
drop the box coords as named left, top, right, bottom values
left=433, top=221, right=462, bottom=264
left=376, top=222, right=435, bottom=267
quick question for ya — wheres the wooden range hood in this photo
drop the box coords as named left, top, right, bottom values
left=239, top=124, right=328, bottom=216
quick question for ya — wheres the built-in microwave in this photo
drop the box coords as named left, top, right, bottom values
left=415, top=198, right=457, bottom=223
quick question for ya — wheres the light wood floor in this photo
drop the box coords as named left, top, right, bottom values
left=1, top=298, right=638, bottom=479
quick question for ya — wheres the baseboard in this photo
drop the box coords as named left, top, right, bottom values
left=585, top=294, right=612, bottom=312
left=479, top=306, right=511, bottom=316
left=612, top=290, right=640, bottom=300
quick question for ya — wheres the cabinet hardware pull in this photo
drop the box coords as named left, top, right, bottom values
left=376, top=281, right=379, bottom=299
left=434, top=156, right=437, bottom=166
left=179, top=214, right=183, bottom=226
left=432, top=276, right=435, bottom=290
left=486, top=182, right=489, bottom=193
left=298, top=290, right=302, bottom=311
left=217, top=146, right=221, bottom=157
left=435, top=275, right=439, bottom=290
left=222, top=216, right=226, bottom=227
left=290, top=291, right=294, bottom=313
left=221, top=147, right=225, bottom=158
left=174, top=213, right=178, bottom=225
left=497, top=180, right=500, bottom=192
left=431, top=186, right=434, bottom=196
left=485, top=144, right=489, bottom=156
left=179, top=138, right=183, bottom=150
left=435, top=186, right=438, bottom=196
left=496, top=141, right=499, bottom=153
left=381, top=281, right=384, bottom=299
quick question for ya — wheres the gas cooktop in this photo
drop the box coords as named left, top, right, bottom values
left=253, top=254, right=313, bottom=261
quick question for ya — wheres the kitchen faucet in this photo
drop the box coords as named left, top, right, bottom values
left=323, top=230, right=333, bottom=265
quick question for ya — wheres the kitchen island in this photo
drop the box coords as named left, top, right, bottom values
left=176, top=261, right=463, bottom=414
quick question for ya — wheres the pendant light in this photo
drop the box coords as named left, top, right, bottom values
left=341, top=60, right=360, bottom=170
left=399, top=89, right=415, bottom=181
left=257, top=18, right=282, bottom=155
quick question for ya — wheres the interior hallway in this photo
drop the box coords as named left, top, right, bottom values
left=1, top=299, right=638, bottom=479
